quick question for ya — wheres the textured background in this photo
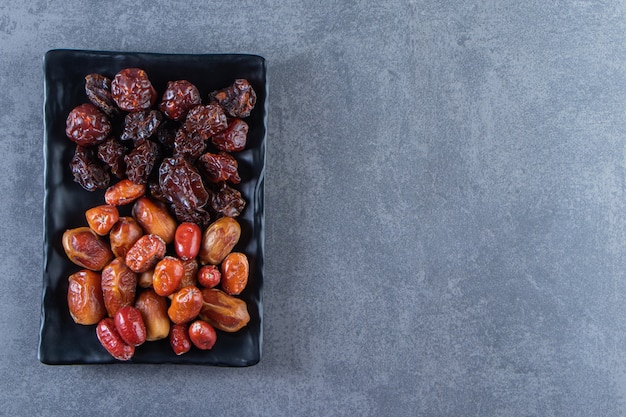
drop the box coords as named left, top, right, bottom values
left=2, top=1, right=626, bottom=415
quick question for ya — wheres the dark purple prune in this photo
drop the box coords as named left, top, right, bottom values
left=97, top=137, right=128, bottom=179
left=159, top=80, right=201, bottom=121
left=156, top=120, right=178, bottom=150
left=159, top=156, right=209, bottom=211
left=211, top=118, right=248, bottom=152
left=208, top=79, right=256, bottom=118
left=85, top=74, right=120, bottom=119
left=111, top=68, right=157, bottom=112
left=124, top=140, right=160, bottom=184
left=65, top=103, right=111, bottom=147
left=70, top=145, right=110, bottom=191
left=171, top=204, right=212, bottom=229
left=198, top=152, right=241, bottom=184
left=208, top=183, right=245, bottom=217
left=120, top=110, right=163, bottom=143
left=184, top=104, right=227, bottom=141
left=173, top=127, right=206, bottom=160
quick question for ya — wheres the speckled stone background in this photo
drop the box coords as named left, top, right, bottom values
left=1, top=1, right=626, bottom=415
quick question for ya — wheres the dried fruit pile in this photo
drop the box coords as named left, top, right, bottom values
left=62, top=68, right=256, bottom=360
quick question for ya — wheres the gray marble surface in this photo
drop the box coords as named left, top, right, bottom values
left=1, top=1, right=626, bottom=415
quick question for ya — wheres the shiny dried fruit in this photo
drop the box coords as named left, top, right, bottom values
left=199, top=288, right=250, bottom=332
left=173, top=127, right=206, bottom=160
left=67, top=270, right=106, bottom=325
left=211, top=118, right=248, bottom=152
left=101, top=257, right=138, bottom=317
left=159, top=156, right=209, bottom=211
left=208, top=182, right=246, bottom=217
left=209, top=79, right=256, bottom=118
left=125, top=139, right=160, bottom=185
left=132, top=197, right=177, bottom=244
left=85, top=73, right=120, bottom=119
left=109, top=216, right=144, bottom=258
left=70, top=145, right=110, bottom=191
left=168, top=286, right=203, bottom=324
left=179, top=258, right=199, bottom=289
left=111, top=68, right=157, bottom=112
left=159, top=80, right=201, bottom=121
left=198, top=151, right=241, bottom=184
left=105, top=179, right=146, bottom=206
left=85, top=204, right=119, bottom=236
left=174, top=222, right=201, bottom=261
left=96, top=318, right=134, bottom=361
left=188, top=320, right=217, bottom=350
left=169, top=323, right=192, bottom=355
left=199, top=216, right=241, bottom=265
left=184, top=103, right=227, bottom=141
left=62, top=227, right=114, bottom=271
left=114, top=305, right=146, bottom=346
left=171, top=204, right=211, bottom=230
left=65, top=103, right=111, bottom=146
left=97, top=137, right=128, bottom=179
left=125, top=234, right=167, bottom=273
left=197, top=265, right=221, bottom=288
left=120, top=110, right=163, bottom=143
left=152, top=256, right=184, bottom=296
left=220, top=252, right=249, bottom=295
left=135, top=289, right=170, bottom=341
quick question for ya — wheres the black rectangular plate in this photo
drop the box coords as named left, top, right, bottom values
left=39, top=49, right=266, bottom=365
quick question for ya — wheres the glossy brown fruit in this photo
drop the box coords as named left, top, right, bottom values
left=114, top=305, right=146, bottom=346
left=188, top=320, right=217, bottom=350
left=132, top=197, right=177, bottom=244
left=135, top=289, right=170, bottom=341
left=197, top=265, right=221, bottom=289
left=105, top=179, right=146, bottom=206
left=111, top=68, right=157, bottom=112
left=125, top=234, right=167, bottom=273
left=65, top=103, right=111, bottom=146
left=174, top=222, right=201, bottom=261
left=67, top=270, right=106, bottom=325
left=101, top=257, right=137, bottom=317
left=152, top=256, right=184, bottom=296
left=168, top=286, right=203, bottom=324
left=169, top=323, right=192, bottom=355
left=199, top=288, right=250, bottom=332
left=220, top=252, right=249, bottom=295
left=198, top=217, right=241, bottom=265
left=85, top=204, right=119, bottom=236
left=96, top=318, right=135, bottom=361
left=62, top=227, right=114, bottom=271
left=179, top=258, right=199, bottom=290
left=109, top=216, right=144, bottom=259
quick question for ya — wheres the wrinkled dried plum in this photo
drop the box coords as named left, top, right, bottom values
left=156, top=120, right=178, bottom=150
left=159, top=156, right=209, bottom=211
left=211, top=118, right=248, bottom=152
left=111, top=68, right=157, bottom=112
left=70, top=145, right=110, bottom=191
left=85, top=74, right=120, bottom=119
left=173, top=127, right=206, bottom=160
left=125, top=140, right=160, bottom=184
left=65, top=103, right=111, bottom=147
left=209, top=79, right=256, bottom=118
left=208, top=183, right=245, bottom=217
left=198, top=152, right=240, bottom=184
left=159, top=80, right=201, bottom=121
left=184, top=104, right=227, bottom=141
left=171, top=204, right=212, bottom=229
left=97, top=137, right=128, bottom=179
left=120, top=110, right=163, bottom=143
